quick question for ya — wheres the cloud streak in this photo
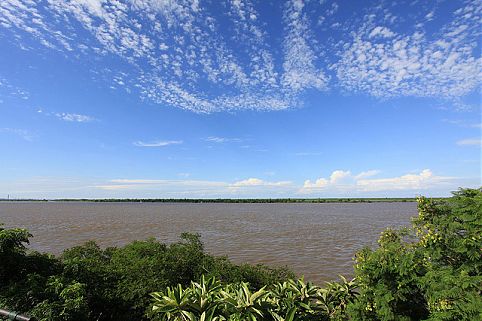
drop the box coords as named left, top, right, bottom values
left=204, top=136, right=243, bottom=143
left=94, top=177, right=293, bottom=196
left=457, top=138, right=481, bottom=146
left=231, top=178, right=291, bottom=187
left=55, top=113, right=95, bottom=122
left=133, top=140, right=183, bottom=147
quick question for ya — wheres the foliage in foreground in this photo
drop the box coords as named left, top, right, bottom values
left=348, top=188, right=482, bottom=320
left=150, top=275, right=356, bottom=321
left=0, top=229, right=292, bottom=321
left=1, top=188, right=481, bottom=321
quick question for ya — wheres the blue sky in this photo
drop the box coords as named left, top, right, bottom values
left=0, top=0, right=480, bottom=198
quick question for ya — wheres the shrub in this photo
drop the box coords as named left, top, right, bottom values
left=0, top=229, right=293, bottom=321
left=348, top=188, right=482, bottom=320
left=150, top=275, right=357, bottom=321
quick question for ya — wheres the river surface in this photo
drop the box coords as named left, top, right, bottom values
left=0, top=202, right=417, bottom=284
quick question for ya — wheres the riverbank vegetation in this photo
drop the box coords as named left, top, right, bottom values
left=1, top=188, right=480, bottom=320
left=0, top=197, right=423, bottom=203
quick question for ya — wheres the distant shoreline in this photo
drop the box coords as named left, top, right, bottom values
left=0, top=197, right=443, bottom=203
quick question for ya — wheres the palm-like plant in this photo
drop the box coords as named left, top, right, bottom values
left=317, top=276, right=357, bottom=320
left=151, top=276, right=227, bottom=321
left=220, top=282, right=269, bottom=320
left=189, top=276, right=223, bottom=315
left=151, top=284, right=194, bottom=321
left=150, top=275, right=357, bottom=321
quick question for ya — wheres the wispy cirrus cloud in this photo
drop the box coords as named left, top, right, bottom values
left=55, top=113, right=95, bottom=122
left=294, top=152, right=322, bottom=156
left=0, top=0, right=480, bottom=113
left=99, top=177, right=291, bottom=189
left=354, top=170, right=381, bottom=180
left=204, top=136, right=243, bottom=143
left=94, top=177, right=293, bottom=196
left=133, top=140, right=183, bottom=147
left=334, top=0, right=481, bottom=101
left=442, top=119, right=482, bottom=128
left=95, top=179, right=226, bottom=191
left=281, top=0, right=328, bottom=93
left=231, top=178, right=292, bottom=187
left=0, top=77, right=29, bottom=100
left=456, top=138, right=481, bottom=147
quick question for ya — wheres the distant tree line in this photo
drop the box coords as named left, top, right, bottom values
left=0, top=197, right=426, bottom=203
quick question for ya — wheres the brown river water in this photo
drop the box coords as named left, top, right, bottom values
left=0, top=202, right=417, bottom=284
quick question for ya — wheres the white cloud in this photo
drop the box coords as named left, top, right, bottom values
left=231, top=178, right=291, bottom=187
left=356, top=169, right=449, bottom=192
left=133, top=140, right=183, bottom=147
left=0, top=0, right=480, bottom=113
left=0, top=77, right=29, bottom=100
left=282, top=0, right=328, bottom=93
left=55, top=113, right=94, bottom=122
left=110, top=179, right=168, bottom=184
left=94, top=177, right=293, bottom=197
left=96, top=178, right=226, bottom=190
left=442, top=119, right=482, bottom=128
left=0, top=0, right=329, bottom=112
left=354, top=170, right=380, bottom=180
left=303, top=169, right=352, bottom=189
left=457, top=138, right=481, bottom=146
left=303, top=178, right=329, bottom=189
left=425, top=11, right=435, bottom=21
left=205, top=136, right=243, bottom=143
left=1, top=172, right=477, bottom=199
left=368, top=26, right=395, bottom=38
left=301, top=169, right=456, bottom=194
left=329, top=170, right=351, bottom=183
left=335, top=0, right=481, bottom=99
left=94, top=184, right=132, bottom=190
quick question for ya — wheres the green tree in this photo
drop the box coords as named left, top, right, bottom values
left=0, top=223, right=31, bottom=283
left=348, top=188, right=482, bottom=321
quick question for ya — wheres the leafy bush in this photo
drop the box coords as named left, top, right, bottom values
left=348, top=188, right=482, bottom=320
left=150, top=275, right=357, bottom=321
left=0, top=222, right=79, bottom=321
left=0, top=228, right=293, bottom=321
